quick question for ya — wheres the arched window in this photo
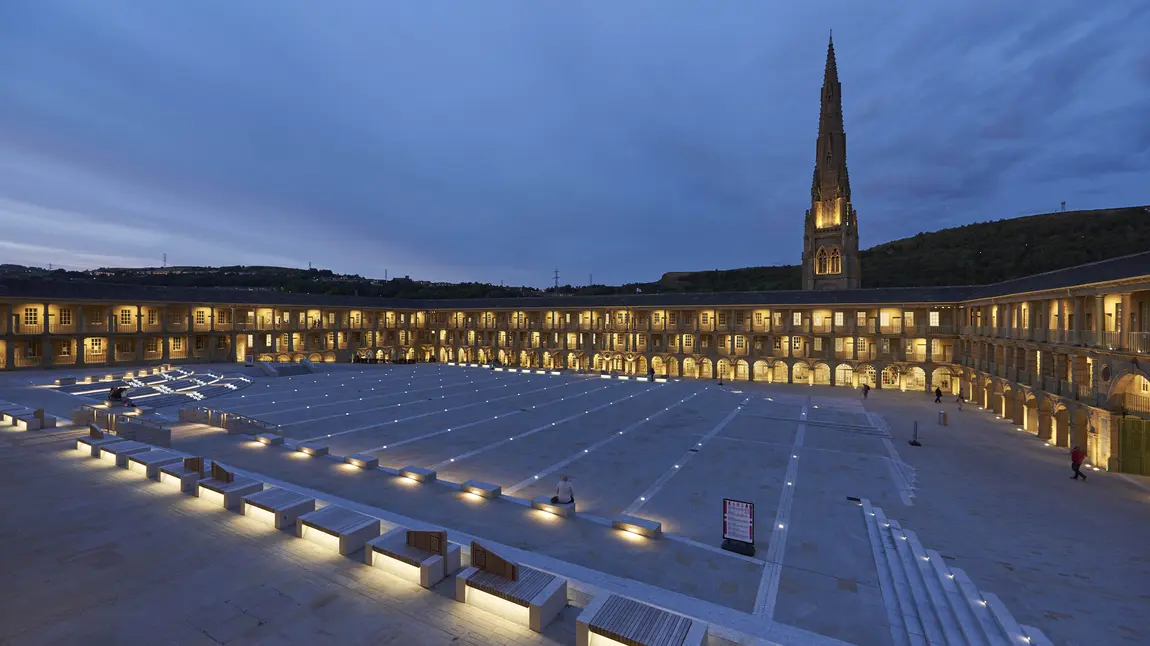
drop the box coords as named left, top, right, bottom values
left=829, top=247, right=841, bottom=274
left=816, top=247, right=828, bottom=274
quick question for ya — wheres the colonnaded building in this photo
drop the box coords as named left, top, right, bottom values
left=1, top=38, right=1148, bottom=473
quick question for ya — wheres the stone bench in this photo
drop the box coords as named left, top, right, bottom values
left=296, top=442, right=329, bottom=457
left=55, top=377, right=77, bottom=386
left=398, top=466, right=436, bottom=482
left=242, top=487, right=316, bottom=530
left=611, top=514, right=663, bottom=539
left=196, top=463, right=263, bottom=509
left=99, top=440, right=154, bottom=467
left=576, top=593, right=707, bottom=646
left=366, top=527, right=461, bottom=589
left=7, top=409, right=55, bottom=431
left=345, top=453, right=378, bottom=469
left=461, top=480, right=501, bottom=499
left=76, top=425, right=126, bottom=457
left=127, top=449, right=187, bottom=479
left=159, top=457, right=207, bottom=493
left=531, top=495, right=575, bottom=518
left=296, top=506, right=380, bottom=555
left=456, top=542, right=566, bottom=632
left=255, top=433, right=284, bottom=446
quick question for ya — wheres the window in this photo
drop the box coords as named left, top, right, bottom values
left=834, top=312, right=844, bottom=327
left=816, top=247, right=828, bottom=274
left=684, top=335, right=693, bottom=348
left=881, top=338, right=890, bottom=353
left=146, top=309, right=156, bottom=326
left=195, top=336, right=207, bottom=351
left=701, top=313, right=710, bottom=326
left=835, top=337, right=844, bottom=352
left=880, top=312, right=891, bottom=327
left=773, top=313, right=783, bottom=327
left=829, top=247, right=841, bottom=274
left=89, top=338, right=103, bottom=353
left=145, top=338, right=158, bottom=353
left=718, top=313, right=727, bottom=326
left=59, top=309, right=73, bottom=326
left=905, top=312, right=915, bottom=327
left=194, top=311, right=206, bottom=326
left=172, top=337, right=183, bottom=351
left=57, top=342, right=70, bottom=356
left=735, top=312, right=745, bottom=325
left=857, top=337, right=867, bottom=352
left=217, top=337, right=228, bottom=349
left=754, top=313, right=764, bottom=326
left=617, top=312, right=625, bottom=323
left=792, top=337, right=802, bottom=351
left=120, top=309, right=133, bottom=326
left=773, top=337, right=782, bottom=350
left=929, top=311, right=940, bottom=327
left=700, top=336, right=711, bottom=349
left=735, top=335, right=744, bottom=349
left=857, top=311, right=866, bottom=326
left=793, top=312, right=802, bottom=326
left=218, top=310, right=230, bottom=325
left=814, top=338, right=823, bottom=351
left=931, top=339, right=941, bottom=356
left=23, top=308, right=38, bottom=325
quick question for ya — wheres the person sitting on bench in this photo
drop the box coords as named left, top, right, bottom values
left=550, top=476, right=574, bottom=505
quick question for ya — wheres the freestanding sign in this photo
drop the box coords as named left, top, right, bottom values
left=722, top=498, right=755, bottom=556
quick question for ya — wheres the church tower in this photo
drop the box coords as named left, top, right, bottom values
left=802, top=34, right=861, bottom=290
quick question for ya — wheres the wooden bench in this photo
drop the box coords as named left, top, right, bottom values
left=159, top=457, right=206, bottom=493
left=127, top=449, right=186, bottom=479
left=531, top=495, right=575, bottom=518
left=196, top=463, right=263, bottom=509
left=99, top=440, right=153, bottom=467
left=76, top=425, right=126, bottom=457
left=366, top=528, right=461, bottom=589
left=242, top=487, right=316, bottom=529
left=295, top=505, right=380, bottom=555
left=455, top=542, right=566, bottom=632
left=576, top=593, right=707, bottom=646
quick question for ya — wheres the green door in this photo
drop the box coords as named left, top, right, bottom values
left=1118, top=418, right=1150, bottom=476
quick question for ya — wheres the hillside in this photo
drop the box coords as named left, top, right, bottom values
left=660, top=205, right=1150, bottom=291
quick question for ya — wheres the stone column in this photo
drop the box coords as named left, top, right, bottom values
left=1094, top=294, right=1105, bottom=347
left=1072, top=297, right=1084, bottom=344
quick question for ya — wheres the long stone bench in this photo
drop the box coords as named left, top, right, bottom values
left=159, top=457, right=207, bottom=493
left=196, top=463, right=263, bottom=509
left=54, top=377, right=77, bottom=386
left=611, top=514, right=663, bottom=539
left=242, top=487, right=316, bottom=530
left=5, top=409, right=56, bottom=431
left=296, top=506, right=380, bottom=555
left=455, top=542, right=566, bottom=632
left=461, top=480, right=501, bottom=499
left=531, top=495, right=575, bottom=518
left=576, top=593, right=707, bottom=646
left=76, top=425, right=126, bottom=457
left=99, top=440, right=154, bottom=467
left=126, top=449, right=187, bottom=479
left=366, top=527, right=461, bottom=589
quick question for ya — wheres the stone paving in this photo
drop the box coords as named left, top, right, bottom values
left=2, top=363, right=1148, bottom=645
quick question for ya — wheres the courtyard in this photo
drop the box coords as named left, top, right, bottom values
left=2, top=363, right=1147, bottom=645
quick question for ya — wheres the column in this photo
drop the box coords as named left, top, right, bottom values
left=1120, top=292, right=1133, bottom=349
left=1094, top=294, right=1105, bottom=347
left=1072, top=297, right=1084, bottom=344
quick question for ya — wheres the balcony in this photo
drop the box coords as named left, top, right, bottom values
left=84, top=352, right=108, bottom=365
left=52, top=353, right=76, bottom=366
left=48, top=324, right=79, bottom=335
left=114, top=351, right=138, bottom=363
left=929, top=325, right=957, bottom=335
left=878, top=325, right=902, bottom=336
left=1132, top=333, right=1150, bottom=354
left=13, top=323, right=44, bottom=335
left=811, top=322, right=833, bottom=334
left=1123, top=393, right=1150, bottom=417
left=14, top=355, right=43, bottom=368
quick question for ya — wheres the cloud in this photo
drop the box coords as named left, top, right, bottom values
left=0, top=0, right=1146, bottom=285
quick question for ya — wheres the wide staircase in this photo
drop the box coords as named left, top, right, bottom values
left=861, top=499, right=1051, bottom=646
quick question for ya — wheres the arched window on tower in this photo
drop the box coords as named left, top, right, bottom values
left=816, top=247, right=828, bottom=275
left=829, top=247, right=841, bottom=274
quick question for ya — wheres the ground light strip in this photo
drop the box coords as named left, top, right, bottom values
left=296, top=379, right=614, bottom=444
left=221, top=369, right=453, bottom=407
left=754, top=404, right=808, bottom=619
left=352, top=381, right=613, bottom=455
left=278, top=375, right=537, bottom=428
left=620, top=399, right=747, bottom=516
left=430, top=384, right=665, bottom=469
left=504, top=392, right=701, bottom=495
left=228, top=373, right=505, bottom=417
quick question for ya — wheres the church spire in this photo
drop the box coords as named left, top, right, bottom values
left=813, top=32, right=848, bottom=203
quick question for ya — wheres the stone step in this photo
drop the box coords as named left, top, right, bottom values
left=888, top=520, right=946, bottom=645
left=950, top=567, right=1004, bottom=644
left=1020, top=625, right=1053, bottom=646
left=873, top=508, right=928, bottom=643
left=902, top=529, right=965, bottom=644
left=925, top=549, right=989, bottom=646
left=860, top=500, right=912, bottom=646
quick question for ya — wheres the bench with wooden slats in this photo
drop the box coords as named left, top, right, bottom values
left=577, top=594, right=707, bottom=646
left=455, top=542, right=567, bottom=632
left=468, top=567, right=556, bottom=606
left=366, top=528, right=461, bottom=588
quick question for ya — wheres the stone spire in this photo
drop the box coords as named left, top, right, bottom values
left=812, top=33, right=849, bottom=203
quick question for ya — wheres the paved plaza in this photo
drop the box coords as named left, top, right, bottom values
left=2, top=363, right=1148, bottom=645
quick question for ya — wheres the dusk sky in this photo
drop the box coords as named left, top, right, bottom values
left=1, top=1, right=1147, bottom=287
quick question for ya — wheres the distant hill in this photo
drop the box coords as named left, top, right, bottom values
left=659, top=205, right=1150, bottom=291
left=4, top=205, right=1147, bottom=298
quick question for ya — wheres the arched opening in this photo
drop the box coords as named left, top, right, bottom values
left=1053, top=406, right=1071, bottom=447
left=699, top=358, right=714, bottom=380
left=793, top=361, right=810, bottom=384
left=857, top=364, right=877, bottom=388
left=982, top=378, right=993, bottom=410
left=716, top=359, right=731, bottom=381
left=1038, top=397, right=1054, bottom=441
left=1024, top=394, right=1039, bottom=434
left=1071, top=408, right=1091, bottom=454
left=1108, top=372, right=1150, bottom=416
left=931, top=367, right=956, bottom=394
left=735, top=360, right=749, bottom=381
left=906, top=367, right=926, bottom=392
left=881, top=366, right=900, bottom=389
left=1011, top=388, right=1026, bottom=425
left=816, top=247, right=828, bottom=274
left=665, top=356, right=680, bottom=377
left=636, top=356, right=648, bottom=376
left=772, top=361, right=789, bottom=384
left=835, top=363, right=855, bottom=387
left=476, top=348, right=487, bottom=363
left=308, top=353, right=323, bottom=363
left=753, top=360, right=771, bottom=381
left=813, top=362, right=831, bottom=386
left=682, top=357, right=697, bottom=379
left=651, top=356, right=665, bottom=377
left=829, top=247, right=841, bottom=274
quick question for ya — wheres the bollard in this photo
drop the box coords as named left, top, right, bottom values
left=909, top=421, right=922, bottom=447
left=938, top=411, right=948, bottom=426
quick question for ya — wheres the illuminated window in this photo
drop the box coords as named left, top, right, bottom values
left=735, top=312, right=745, bottom=325
left=793, top=312, right=802, bottom=326
left=172, top=337, right=183, bottom=351
left=701, top=313, right=710, bottom=326
left=792, top=337, right=802, bottom=350
left=834, top=312, right=844, bottom=327
left=89, top=338, right=103, bottom=353
left=23, top=308, right=38, bottom=326
left=735, top=335, right=744, bottom=348
left=829, top=247, right=841, bottom=274
left=816, top=247, right=828, bottom=274
left=835, top=337, right=844, bottom=352
left=684, top=335, right=693, bottom=348
left=120, top=309, right=133, bottom=326
left=718, top=313, right=727, bottom=326
left=814, top=338, right=823, bottom=351
left=929, top=311, right=940, bottom=327
left=905, top=312, right=915, bottom=327
left=857, top=311, right=866, bottom=326
left=145, top=338, right=158, bottom=353
left=195, top=311, right=206, bottom=325
left=773, top=337, right=782, bottom=350
left=754, top=313, right=764, bottom=326
left=59, top=309, right=73, bottom=326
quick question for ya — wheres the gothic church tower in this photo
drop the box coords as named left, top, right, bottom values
left=802, top=35, right=860, bottom=290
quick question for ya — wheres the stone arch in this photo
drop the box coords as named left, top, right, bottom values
left=792, top=360, right=811, bottom=384
left=308, top=352, right=323, bottom=363
left=813, top=362, right=831, bottom=386
left=1024, top=392, right=1039, bottom=433
left=475, top=348, right=487, bottom=363
left=1053, top=404, right=1071, bottom=447
left=276, top=353, right=291, bottom=363
left=682, top=356, right=697, bottom=379
left=1037, top=396, right=1053, bottom=441
left=931, top=366, right=956, bottom=394
left=835, top=363, right=855, bottom=388
left=665, top=356, right=680, bottom=377
left=906, top=367, right=926, bottom=392
left=816, top=247, right=828, bottom=274
left=982, top=377, right=994, bottom=410
left=699, top=358, right=714, bottom=380
left=1071, top=407, right=1091, bottom=453
left=636, top=355, right=648, bottom=376
left=753, top=359, right=771, bottom=381
left=1106, top=369, right=1150, bottom=413
left=857, top=364, right=877, bottom=388
left=829, top=246, right=842, bottom=274
left=257, top=354, right=275, bottom=363
left=735, top=359, right=749, bottom=381
left=324, top=351, right=338, bottom=363
left=881, top=365, right=900, bottom=389
left=772, top=361, right=789, bottom=384
left=519, top=350, right=533, bottom=368
left=716, top=358, right=732, bottom=381
left=651, top=355, right=665, bottom=376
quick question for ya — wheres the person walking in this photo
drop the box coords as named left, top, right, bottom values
left=862, top=383, right=870, bottom=399
left=934, top=387, right=943, bottom=403
left=956, top=394, right=964, bottom=410
left=551, top=475, right=575, bottom=505
left=1070, top=446, right=1087, bottom=481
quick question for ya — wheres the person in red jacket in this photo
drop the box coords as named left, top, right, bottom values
left=1070, top=446, right=1087, bottom=481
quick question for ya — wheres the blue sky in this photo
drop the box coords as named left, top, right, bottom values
left=0, top=1, right=1147, bottom=286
